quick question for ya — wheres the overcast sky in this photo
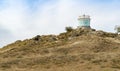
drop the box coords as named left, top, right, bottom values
left=0, top=0, right=120, bottom=47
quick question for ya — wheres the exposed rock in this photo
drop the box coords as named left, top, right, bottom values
left=0, top=27, right=120, bottom=71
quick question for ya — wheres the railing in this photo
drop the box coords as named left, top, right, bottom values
left=78, top=15, right=90, bottom=19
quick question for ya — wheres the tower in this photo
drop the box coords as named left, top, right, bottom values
left=78, top=15, right=91, bottom=28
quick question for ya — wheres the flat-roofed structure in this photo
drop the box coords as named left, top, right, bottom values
left=78, top=15, right=91, bottom=28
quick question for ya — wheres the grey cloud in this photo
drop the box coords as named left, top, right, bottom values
left=0, top=26, right=14, bottom=47
left=0, top=27, right=12, bottom=37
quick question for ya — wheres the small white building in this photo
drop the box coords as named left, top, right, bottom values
left=78, top=15, right=91, bottom=28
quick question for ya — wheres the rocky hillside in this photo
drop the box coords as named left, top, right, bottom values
left=0, top=27, right=120, bottom=71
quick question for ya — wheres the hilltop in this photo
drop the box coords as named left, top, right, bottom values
left=0, top=27, right=120, bottom=71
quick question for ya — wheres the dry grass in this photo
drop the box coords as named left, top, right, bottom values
left=0, top=28, right=120, bottom=71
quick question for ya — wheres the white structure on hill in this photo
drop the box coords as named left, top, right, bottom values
left=78, top=15, right=91, bottom=28
left=115, top=25, right=120, bottom=34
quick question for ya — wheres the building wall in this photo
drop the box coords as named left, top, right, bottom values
left=78, top=19, right=90, bottom=27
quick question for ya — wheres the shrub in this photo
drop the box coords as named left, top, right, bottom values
left=33, top=35, right=41, bottom=41
left=111, top=59, right=120, bottom=69
left=65, top=27, right=73, bottom=32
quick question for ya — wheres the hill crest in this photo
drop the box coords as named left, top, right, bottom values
left=0, top=27, right=120, bottom=71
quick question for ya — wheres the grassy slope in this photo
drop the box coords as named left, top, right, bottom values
left=0, top=28, right=120, bottom=71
